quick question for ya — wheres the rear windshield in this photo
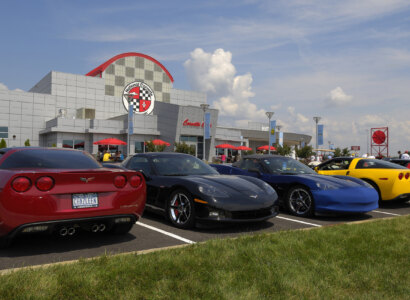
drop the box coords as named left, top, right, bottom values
left=355, top=159, right=407, bottom=169
left=0, top=149, right=101, bottom=169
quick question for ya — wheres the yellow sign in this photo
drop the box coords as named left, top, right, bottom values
left=271, top=128, right=275, bottom=135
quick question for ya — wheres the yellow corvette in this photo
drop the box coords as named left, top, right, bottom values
left=315, top=157, right=410, bottom=202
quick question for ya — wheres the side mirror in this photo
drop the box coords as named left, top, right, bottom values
left=314, top=166, right=319, bottom=172
left=138, top=170, right=151, bottom=181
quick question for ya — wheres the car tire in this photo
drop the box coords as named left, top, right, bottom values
left=109, top=222, right=134, bottom=235
left=167, top=189, right=196, bottom=229
left=0, top=237, right=10, bottom=249
left=286, top=185, right=315, bottom=217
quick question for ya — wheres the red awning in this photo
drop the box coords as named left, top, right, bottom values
left=257, top=145, right=276, bottom=151
left=234, top=145, right=252, bottom=151
left=149, top=139, right=170, bottom=146
left=93, top=138, right=127, bottom=145
left=215, top=143, right=236, bottom=149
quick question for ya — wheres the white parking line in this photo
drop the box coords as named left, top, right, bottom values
left=276, top=216, right=322, bottom=227
left=136, top=222, right=196, bottom=244
left=372, top=210, right=401, bottom=216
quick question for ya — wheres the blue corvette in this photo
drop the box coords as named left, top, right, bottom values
left=212, top=155, right=378, bottom=217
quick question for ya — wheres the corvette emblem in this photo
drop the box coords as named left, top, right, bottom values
left=80, top=177, right=95, bottom=183
left=123, top=81, right=155, bottom=115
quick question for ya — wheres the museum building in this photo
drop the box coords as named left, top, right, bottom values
left=0, top=52, right=311, bottom=160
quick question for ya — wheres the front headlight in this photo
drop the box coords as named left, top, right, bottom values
left=315, top=182, right=338, bottom=190
left=198, top=184, right=229, bottom=198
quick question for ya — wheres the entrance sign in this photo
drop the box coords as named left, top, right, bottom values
left=123, top=81, right=155, bottom=115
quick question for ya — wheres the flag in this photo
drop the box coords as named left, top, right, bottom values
left=204, top=112, right=211, bottom=139
left=318, top=124, right=324, bottom=146
left=269, top=120, right=276, bottom=146
left=279, top=131, right=284, bottom=146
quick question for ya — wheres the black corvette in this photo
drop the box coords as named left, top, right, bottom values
left=120, top=153, right=279, bottom=228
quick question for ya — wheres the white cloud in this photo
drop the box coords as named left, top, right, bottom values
left=325, top=87, right=353, bottom=107
left=184, top=48, right=267, bottom=122
left=0, top=82, right=8, bottom=90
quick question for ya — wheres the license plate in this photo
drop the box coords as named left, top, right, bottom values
left=72, top=193, right=98, bottom=209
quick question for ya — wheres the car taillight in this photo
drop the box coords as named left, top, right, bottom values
left=114, top=175, right=127, bottom=188
left=11, top=177, right=32, bottom=192
left=405, top=173, right=410, bottom=180
left=398, top=173, right=403, bottom=180
left=129, top=175, right=142, bottom=188
left=36, top=176, right=54, bottom=191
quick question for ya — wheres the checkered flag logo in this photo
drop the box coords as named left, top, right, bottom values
left=122, top=81, right=156, bottom=115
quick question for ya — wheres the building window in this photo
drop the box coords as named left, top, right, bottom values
left=115, top=76, right=125, bottom=86
left=126, top=67, right=135, bottom=77
left=62, top=140, right=73, bottom=148
left=154, top=82, right=162, bottom=92
left=145, top=70, right=154, bottom=81
left=135, top=57, right=145, bottom=69
left=135, top=141, right=145, bottom=153
left=62, top=139, right=84, bottom=150
left=0, top=127, right=8, bottom=138
left=154, top=64, right=162, bottom=72
left=116, top=58, right=125, bottom=65
left=105, top=85, right=114, bottom=96
left=106, top=64, right=115, bottom=74
left=180, top=136, right=197, bottom=143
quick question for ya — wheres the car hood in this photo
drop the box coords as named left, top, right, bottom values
left=184, top=174, right=275, bottom=210
left=282, top=173, right=365, bottom=189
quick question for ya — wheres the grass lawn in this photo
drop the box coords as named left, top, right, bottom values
left=0, top=216, right=409, bottom=299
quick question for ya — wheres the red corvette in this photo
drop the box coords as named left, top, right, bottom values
left=0, top=147, right=146, bottom=247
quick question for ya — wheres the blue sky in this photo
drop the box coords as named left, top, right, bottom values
left=1, top=0, right=410, bottom=155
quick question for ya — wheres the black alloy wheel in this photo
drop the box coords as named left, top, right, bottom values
left=167, top=189, right=196, bottom=229
left=286, top=186, right=315, bottom=217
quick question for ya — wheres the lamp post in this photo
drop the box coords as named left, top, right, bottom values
left=200, top=103, right=210, bottom=161
left=313, top=116, right=321, bottom=151
left=266, top=111, right=274, bottom=154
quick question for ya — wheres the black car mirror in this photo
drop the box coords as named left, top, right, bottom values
left=138, top=170, right=151, bottom=181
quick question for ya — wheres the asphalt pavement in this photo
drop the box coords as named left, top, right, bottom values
left=0, top=201, right=409, bottom=272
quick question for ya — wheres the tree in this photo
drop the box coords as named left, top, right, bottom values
left=275, top=144, right=292, bottom=156
left=334, top=147, right=342, bottom=157
left=296, top=145, right=313, bottom=159
left=24, top=139, right=30, bottom=146
left=341, top=147, right=350, bottom=157
left=0, top=138, right=6, bottom=148
left=145, top=141, right=166, bottom=152
left=174, top=142, right=195, bottom=155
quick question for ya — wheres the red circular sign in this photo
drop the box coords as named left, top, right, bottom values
left=372, top=130, right=386, bottom=145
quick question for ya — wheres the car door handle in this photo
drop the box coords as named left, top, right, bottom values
left=346, top=171, right=350, bottom=175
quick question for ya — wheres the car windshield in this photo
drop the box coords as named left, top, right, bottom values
left=0, top=149, right=101, bottom=169
left=262, top=157, right=316, bottom=175
left=151, top=155, right=219, bottom=176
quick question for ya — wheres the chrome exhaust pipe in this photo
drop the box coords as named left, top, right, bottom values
left=67, top=227, right=76, bottom=236
left=59, top=227, right=68, bottom=236
left=99, top=224, right=106, bottom=232
left=91, top=224, right=99, bottom=233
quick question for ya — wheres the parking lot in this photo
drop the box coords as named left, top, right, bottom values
left=0, top=201, right=409, bottom=272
